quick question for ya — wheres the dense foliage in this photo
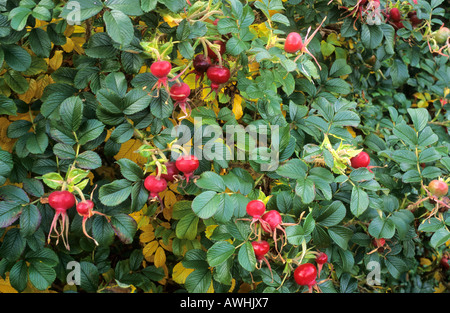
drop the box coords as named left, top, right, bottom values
left=0, top=0, right=449, bottom=293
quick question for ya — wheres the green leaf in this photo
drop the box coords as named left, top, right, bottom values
left=384, top=256, right=408, bottom=279
left=207, top=241, right=235, bottom=267
left=238, top=241, right=256, bottom=272
left=430, top=228, right=450, bottom=248
left=60, top=0, right=104, bottom=23
left=19, top=204, right=41, bottom=237
left=0, top=228, right=26, bottom=261
left=329, top=59, right=352, bottom=77
left=29, top=28, right=52, bottom=58
left=390, top=59, right=409, bottom=88
left=25, top=248, right=59, bottom=267
left=79, top=261, right=99, bottom=293
left=314, top=201, right=346, bottom=227
left=361, top=24, right=383, bottom=49
left=175, top=211, right=199, bottom=240
left=295, top=177, right=315, bottom=204
left=407, top=108, right=429, bottom=132
left=0, top=95, right=18, bottom=116
left=84, top=33, right=118, bottom=59
left=350, top=186, right=369, bottom=217
left=368, top=216, right=396, bottom=239
left=60, top=96, right=84, bottom=132
left=103, top=9, right=134, bottom=46
left=8, top=7, right=31, bottom=31
left=276, top=158, right=307, bottom=179
left=28, top=262, right=56, bottom=290
left=9, top=260, right=28, bottom=292
left=99, top=179, right=133, bottom=206
left=77, top=119, right=105, bottom=145
left=195, top=171, right=226, bottom=192
left=0, top=201, right=22, bottom=228
left=117, top=158, right=144, bottom=181
left=105, top=0, right=143, bottom=16
left=327, top=226, right=353, bottom=250
left=4, top=70, right=29, bottom=93
left=191, top=191, right=224, bottom=219
left=110, top=213, right=137, bottom=244
left=76, top=151, right=102, bottom=170
left=185, top=268, right=212, bottom=293
left=141, top=0, right=157, bottom=12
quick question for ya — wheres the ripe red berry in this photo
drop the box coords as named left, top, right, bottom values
left=350, top=151, right=370, bottom=168
left=316, top=252, right=328, bottom=265
left=252, top=240, right=270, bottom=258
left=144, top=175, right=168, bottom=198
left=428, top=180, right=449, bottom=198
left=373, top=238, right=386, bottom=247
left=246, top=200, right=266, bottom=218
left=175, top=154, right=200, bottom=183
left=284, top=32, right=303, bottom=53
left=76, top=200, right=94, bottom=217
left=193, top=54, right=212, bottom=74
left=389, top=8, right=401, bottom=22
left=150, top=60, right=172, bottom=79
left=170, top=82, right=191, bottom=102
left=440, top=257, right=450, bottom=271
left=294, top=263, right=317, bottom=287
left=206, top=65, right=231, bottom=85
left=48, top=190, right=76, bottom=212
left=261, top=210, right=282, bottom=232
left=156, top=162, right=179, bottom=182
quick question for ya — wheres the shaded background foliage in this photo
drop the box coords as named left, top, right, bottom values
left=0, top=0, right=449, bottom=293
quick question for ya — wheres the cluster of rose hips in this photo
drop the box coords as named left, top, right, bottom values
left=46, top=188, right=108, bottom=250
left=385, top=7, right=422, bottom=30
left=143, top=154, right=200, bottom=206
left=244, top=200, right=330, bottom=292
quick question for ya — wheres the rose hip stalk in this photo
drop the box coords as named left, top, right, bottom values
left=47, top=190, right=76, bottom=250
left=170, top=81, right=192, bottom=121
left=76, top=199, right=110, bottom=246
left=315, top=252, right=328, bottom=277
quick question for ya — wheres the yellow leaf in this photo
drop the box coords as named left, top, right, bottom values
left=420, top=258, right=432, bottom=266
left=346, top=126, right=357, bottom=138
left=172, top=262, right=194, bottom=285
left=139, top=224, right=155, bottom=243
left=143, top=240, right=159, bottom=261
left=232, top=94, right=243, bottom=120
left=71, top=37, right=86, bottom=54
left=205, top=225, right=218, bottom=239
left=18, top=78, right=37, bottom=103
left=61, top=37, right=75, bottom=53
left=0, top=274, right=18, bottom=293
left=114, top=139, right=147, bottom=166
left=48, top=50, right=63, bottom=71
left=154, top=246, right=166, bottom=268
left=434, top=282, right=446, bottom=293
left=163, top=190, right=177, bottom=221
